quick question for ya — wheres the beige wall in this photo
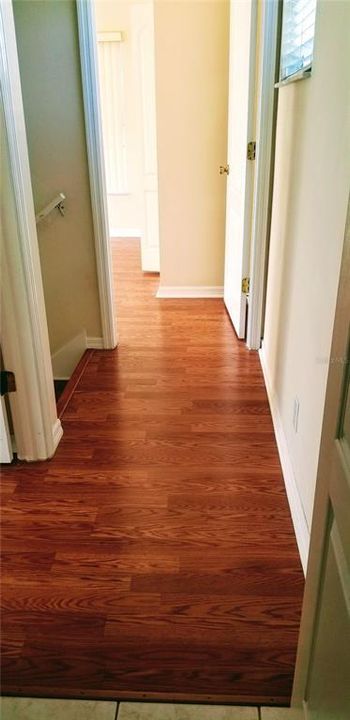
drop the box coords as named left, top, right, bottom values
left=263, top=0, right=350, bottom=529
left=154, top=0, right=229, bottom=288
left=95, top=0, right=144, bottom=234
left=13, top=0, right=102, bottom=357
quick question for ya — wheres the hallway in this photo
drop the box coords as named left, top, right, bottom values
left=1, top=239, right=304, bottom=705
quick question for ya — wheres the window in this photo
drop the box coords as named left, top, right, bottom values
left=279, top=0, right=317, bottom=82
left=97, top=32, right=128, bottom=194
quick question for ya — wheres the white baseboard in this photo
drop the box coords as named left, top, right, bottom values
left=259, top=343, right=310, bottom=575
left=52, top=418, right=63, bottom=454
left=110, top=228, right=141, bottom=238
left=51, top=331, right=87, bottom=379
left=156, top=285, right=224, bottom=299
left=86, top=336, right=104, bottom=349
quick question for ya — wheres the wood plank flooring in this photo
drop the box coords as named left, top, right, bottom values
left=0, top=239, right=304, bottom=705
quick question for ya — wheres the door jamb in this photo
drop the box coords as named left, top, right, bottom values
left=76, top=0, right=117, bottom=350
left=246, top=0, right=280, bottom=350
left=0, top=0, right=62, bottom=460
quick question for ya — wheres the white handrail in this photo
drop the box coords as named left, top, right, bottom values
left=35, top=193, right=66, bottom=225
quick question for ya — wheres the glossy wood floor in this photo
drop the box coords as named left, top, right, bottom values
left=1, top=239, right=304, bottom=705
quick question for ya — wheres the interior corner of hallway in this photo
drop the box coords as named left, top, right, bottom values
left=154, top=0, right=230, bottom=288
left=262, top=0, right=350, bottom=530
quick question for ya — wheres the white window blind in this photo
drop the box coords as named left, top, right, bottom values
left=97, top=33, right=128, bottom=194
left=280, top=0, right=317, bottom=81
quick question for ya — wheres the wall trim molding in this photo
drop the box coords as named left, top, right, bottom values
left=259, top=343, right=310, bottom=575
left=87, top=336, right=104, bottom=350
left=52, top=418, right=64, bottom=452
left=76, top=0, right=118, bottom=351
left=110, top=228, right=142, bottom=239
left=156, top=286, right=224, bottom=299
left=51, top=331, right=87, bottom=380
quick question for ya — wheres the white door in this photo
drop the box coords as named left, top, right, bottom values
left=132, top=0, right=160, bottom=272
left=0, top=397, right=13, bottom=463
left=292, top=206, right=350, bottom=719
left=224, top=0, right=257, bottom=338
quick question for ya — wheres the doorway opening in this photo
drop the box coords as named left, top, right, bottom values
left=94, top=0, right=160, bottom=280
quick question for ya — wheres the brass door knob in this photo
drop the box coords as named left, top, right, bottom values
left=219, top=164, right=230, bottom=175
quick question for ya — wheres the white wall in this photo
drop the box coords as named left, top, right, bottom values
left=154, top=0, right=229, bottom=288
left=262, top=0, right=350, bottom=543
left=13, top=0, right=102, bottom=367
left=95, top=0, right=144, bottom=235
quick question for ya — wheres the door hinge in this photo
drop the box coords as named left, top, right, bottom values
left=247, top=141, right=256, bottom=160
left=0, top=371, right=16, bottom=396
left=242, top=277, right=250, bottom=294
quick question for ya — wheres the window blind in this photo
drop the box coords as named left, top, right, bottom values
left=280, top=0, right=317, bottom=81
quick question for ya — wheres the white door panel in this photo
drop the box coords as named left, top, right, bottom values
left=293, top=205, right=350, bottom=719
left=305, top=402, right=350, bottom=718
left=132, top=1, right=160, bottom=272
left=224, top=0, right=257, bottom=338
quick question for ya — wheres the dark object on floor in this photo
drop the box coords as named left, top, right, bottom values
left=54, top=379, right=68, bottom=402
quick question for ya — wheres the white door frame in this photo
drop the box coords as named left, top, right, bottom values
left=0, top=396, right=13, bottom=463
left=76, top=0, right=117, bottom=350
left=246, top=0, right=280, bottom=350
left=0, top=0, right=118, bottom=460
left=0, top=0, right=62, bottom=460
left=224, top=0, right=258, bottom=340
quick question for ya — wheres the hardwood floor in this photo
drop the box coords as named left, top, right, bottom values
left=0, top=239, right=304, bottom=705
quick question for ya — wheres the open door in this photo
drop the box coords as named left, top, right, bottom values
left=223, top=0, right=257, bottom=338
left=292, top=202, right=350, bottom=718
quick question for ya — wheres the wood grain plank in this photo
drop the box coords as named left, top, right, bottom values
left=0, top=239, right=304, bottom=705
